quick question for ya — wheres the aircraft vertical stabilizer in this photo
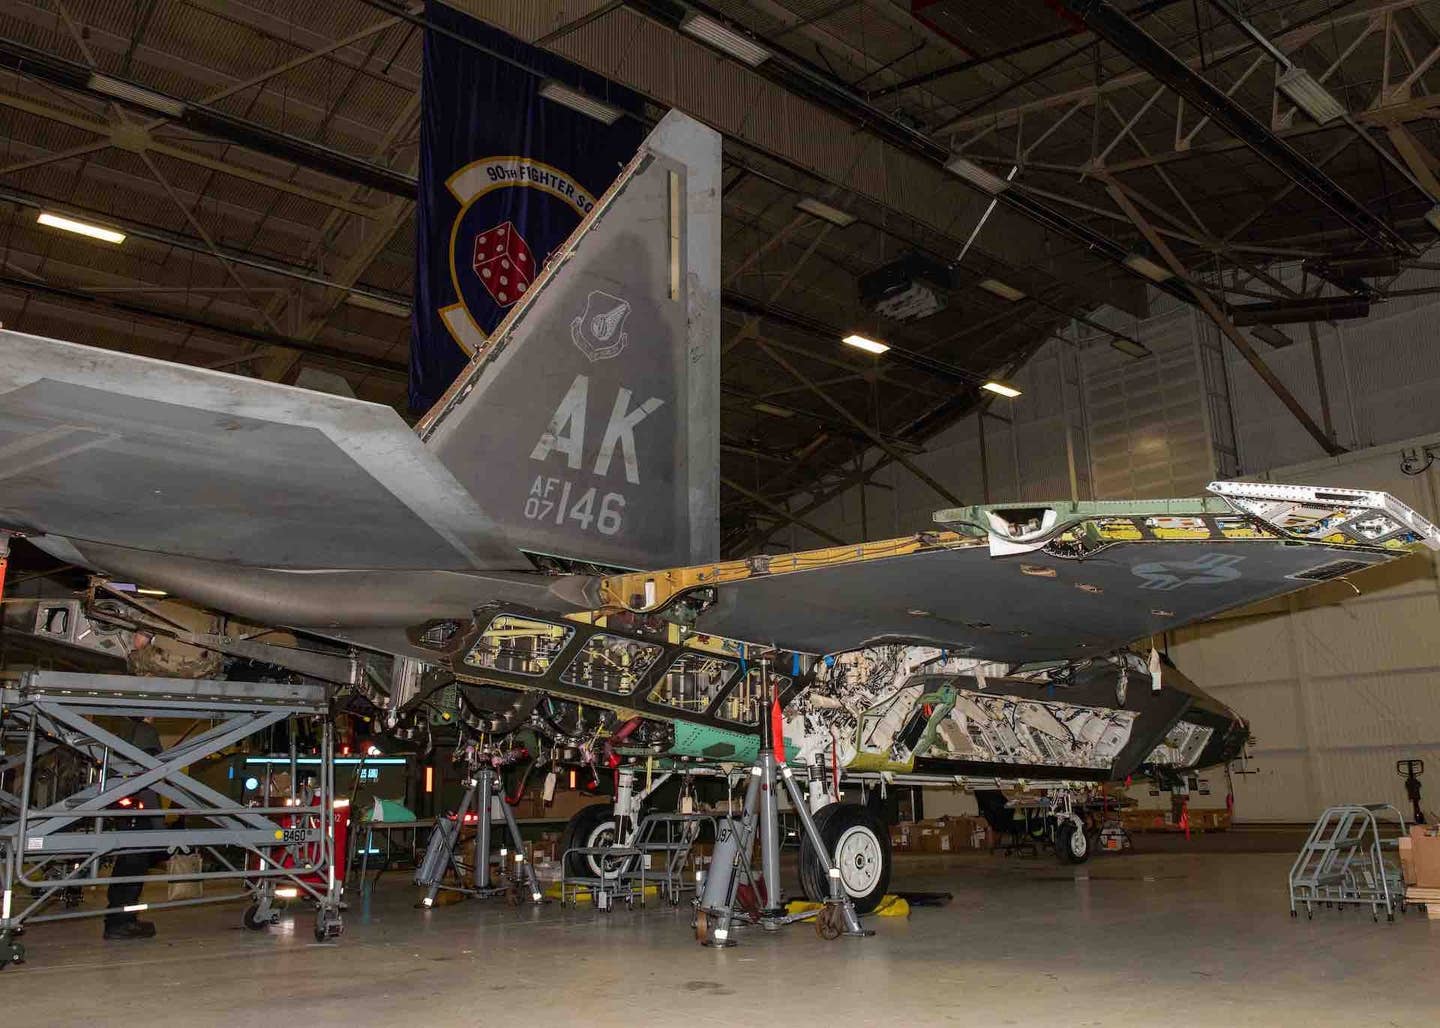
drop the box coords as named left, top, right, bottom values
left=418, top=111, right=721, bottom=571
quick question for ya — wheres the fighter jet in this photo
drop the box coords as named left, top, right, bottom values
left=3, top=111, right=1438, bottom=906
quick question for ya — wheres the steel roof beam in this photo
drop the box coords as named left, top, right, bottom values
left=0, top=38, right=415, bottom=199
left=1064, top=0, right=1411, bottom=255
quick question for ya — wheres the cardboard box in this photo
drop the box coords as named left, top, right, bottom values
left=1409, top=826, right=1440, bottom=889
left=1399, top=836, right=1415, bottom=887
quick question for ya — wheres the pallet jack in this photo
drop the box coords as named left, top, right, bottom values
left=693, top=660, right=871, bottom=946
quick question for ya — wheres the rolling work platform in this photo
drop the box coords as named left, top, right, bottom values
left=1288, top=803, right=1408, bottom=922
left=559, top=811, right=715, bottom=910
left=0, top=671, right=343, bottom=969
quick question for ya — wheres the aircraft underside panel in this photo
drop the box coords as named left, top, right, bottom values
left=782, top=645, right=1238, bottom=781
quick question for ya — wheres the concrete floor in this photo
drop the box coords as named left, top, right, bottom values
left=5, top=840, right=1438, bottom=1026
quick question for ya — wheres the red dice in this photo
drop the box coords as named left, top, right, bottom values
left=472, top=221, right=535, bottom=307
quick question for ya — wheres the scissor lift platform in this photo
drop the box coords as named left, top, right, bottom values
left=0, top=671, right=342, bottom=969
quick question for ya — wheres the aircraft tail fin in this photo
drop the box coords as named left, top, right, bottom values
left=419, top=112, right=721, bottom=571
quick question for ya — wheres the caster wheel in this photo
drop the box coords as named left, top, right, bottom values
left=312, top=910, right=343, bottom=943
left=1306, top=909, right=1313, bottom=920
left=242, top=904, right=271, bottom=931
left=1290, top=909, right=1297, bottom=918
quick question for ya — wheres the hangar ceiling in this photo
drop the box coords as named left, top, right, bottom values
left=3, top=0, right=1440, bottom=557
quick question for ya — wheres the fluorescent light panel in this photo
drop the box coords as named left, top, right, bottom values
left=537, top=79, right=622, bottom=125
left=945, top=155, right=1010, bottom=195
left=1110, top=338, right=1152, bottom=359
left=344, top=292, right=411, bottom=318
left=1277, top=67, right=1345, bottom=125
left=37, top=211, right=125, bottom=244
left=1251, top=325, right=1295, bottom=349
left=87, top=73, right=186, bottom=117
left=977, top=278, right=1024, bottom=301
left=752, top=401, right=795, bottom=418
left=795, top=197, right=856, bottom=227
left=842, top=333, right=889, bottom=354
left=1124, top=253, right=1173, bottom=283
left=681, top=13, right=771, bottom=66
left=982, top=380, right=1021, bottom=398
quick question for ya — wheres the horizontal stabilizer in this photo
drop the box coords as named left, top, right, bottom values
left=0, top=333, right=514, bottom=570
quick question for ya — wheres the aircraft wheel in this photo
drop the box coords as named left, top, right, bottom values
left=1056, top=820, right=1090, bottom=865
left=799, top=803, right=890, bottom=914
left=561, top=803, right=617, bottom=878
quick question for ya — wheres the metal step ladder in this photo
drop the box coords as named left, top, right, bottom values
left=630, top=812, right=714, bottom=905
left=1289, top=803, right=1407, bottom=922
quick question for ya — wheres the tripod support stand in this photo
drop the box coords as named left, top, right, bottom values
left=693, top=661, right=871, bottom=946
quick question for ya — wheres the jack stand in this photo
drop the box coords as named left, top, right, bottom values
left=415, top=765, right=544, bottom=908
left=694, top=663, right=870, bottom=947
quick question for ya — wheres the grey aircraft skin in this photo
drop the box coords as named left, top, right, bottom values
left=1, top=109, right=1436, bottom=680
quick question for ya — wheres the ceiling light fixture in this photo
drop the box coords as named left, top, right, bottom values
left=795, top=197, right=856, bottom=227
left=977, top=278, right=1025, bottom=301
left=1277, top=67, right=1345, bottom=125
left=1251, top=325, right=1296, bottom=349
left=87, top=73, right=186, bottom=118
left=1110, top=338, right=1152, bottom=359
left=537, top=79, right=622, bottom=125
left=344, top=292, right=411, bottom=318
left=944, top=155, right=1011, bottom=195
left=681, top=13, right=771, bottom=66
left=1123, top=253, right=1174, bottom=283
left=751, top=401, right=795, bottom=418
left=37, top=211, right=125, bottom=245
left=842, top=333, right=889, bottom=355
left=982, top=379, right=1022, bottom=398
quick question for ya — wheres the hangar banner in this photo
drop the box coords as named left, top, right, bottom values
left=410, top=1, right=646, bottom=412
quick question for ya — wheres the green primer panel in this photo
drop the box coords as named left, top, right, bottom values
left=669, top=722, right=799, bottom=764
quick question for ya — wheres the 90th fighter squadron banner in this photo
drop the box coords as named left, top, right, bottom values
left=410, top=0, right=645, bottom=412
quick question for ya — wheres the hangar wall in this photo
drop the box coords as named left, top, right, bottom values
left=794, top=262, right=1440, bottom=549
left=1167, top=436, right=1440, bottom=822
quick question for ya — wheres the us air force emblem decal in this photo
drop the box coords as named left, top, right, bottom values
left=1132, top=552, right=1245, bottom=591
left=570, top=290, right=631, bottom=362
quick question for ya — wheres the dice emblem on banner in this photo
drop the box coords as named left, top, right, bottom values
left=471, top=221, right=535, bottom=306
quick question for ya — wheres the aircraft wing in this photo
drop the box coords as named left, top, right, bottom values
left=0, top=330, right=516, bottom=570
left=597, top=482, right=1440, bottom=661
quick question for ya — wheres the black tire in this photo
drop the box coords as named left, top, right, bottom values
left=799, top=802, right=891, bottom=915
left=561, top=802, right=618, bottom=877
left=797, top=804, right=839, bottom=905
left=1056, top=820, right=1090, bottom=864
left=242, top=903, right=270, bottom=931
